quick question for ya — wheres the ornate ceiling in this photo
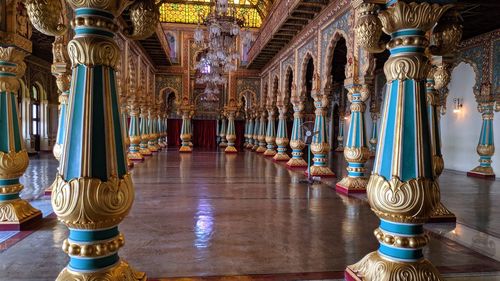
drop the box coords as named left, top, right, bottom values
left=159, top=0, right=274, bottom=28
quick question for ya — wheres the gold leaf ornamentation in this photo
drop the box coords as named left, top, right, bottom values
left=127, top=0, right=160, bottom=40
left=68, top=37, right=120, bottom=68
left=0, top=150, right=29, bottom=179
left=55, top=260, right=146, bottom=281
left=25, top=0, right=67, bottom=36
left=344, top=146, right=370, bottom=163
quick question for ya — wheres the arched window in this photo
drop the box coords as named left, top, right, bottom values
left=31, top=85, right=41, bottom=150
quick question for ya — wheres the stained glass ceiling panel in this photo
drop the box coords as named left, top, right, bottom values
left=159, top=0, right=266, bottom=28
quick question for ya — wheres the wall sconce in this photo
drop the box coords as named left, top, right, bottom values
left=453, top=98, right=463, bottom=113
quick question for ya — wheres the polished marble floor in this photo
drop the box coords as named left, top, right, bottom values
left=0, top=149, right=499, bottom=280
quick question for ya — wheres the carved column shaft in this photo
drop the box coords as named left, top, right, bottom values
left=179, top=108, right=193, bottom=152
left=147, top=108, right=159, bottom=153
left=139, top=107, right=152, bottom=156
left=286, top=85, right=307, bottom=167
left=263, top=106, right=277, bottom=156
left=252, top=114, right=261, bottom=151
left=256, top=111, right=267, bottom=153
left=128, top=104, right=144, bottom=162
left=246, top=116, right=254, bottom=149
left=468, top=101, right=496, bottom=177
left=273, top=104, right=290, bottom=161
left=225, top=109, right=238, bottom=153
left=219, top=116, right=227, bottom=147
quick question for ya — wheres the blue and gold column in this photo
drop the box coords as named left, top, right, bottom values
left=147, top=108, right=159, bottom=153
left=264, top=104, right=277, bottom=157
left=243, top=115, right=249, bottom=148
left=246, top=113, right=255, bottom=149
left=346, top=2, right=457, bottom=280
left=179, top=107, right=193, bottom=152
left=286, top=85, right=307, bottom=167
left=0, top=47, right=42, bottom=230
left=163, top=113, right=168, bottom=147
left=219, top=116, right=227, bottom=148
left=252, top=112, right=261, bottom=151
left=139, top=107, right=152, bottom=157
left=335, top=112, right=345, bottom=151
left=336, top=85, right=370, bottom=194
left=121, top=103, right=134, bottom=168
left=128, top=103, right=144, bottom=162
left=309, top=73, right=334, bottom=177
left=188, top=112, right=194, bottom=147
left=25, top=1, right=157, bottom=278
left=369, top=113, right=378, bottom=157
left=225, top=107, right=238, bottom=153
left=468, top=99, right=496, bottom=179
left=427, top=69, right=456, bottom=222
left=256, top=109, right=268, bottom=153
left=157, top=111, right=166, bottom=149
left=274, top=96, right=290, bottom=161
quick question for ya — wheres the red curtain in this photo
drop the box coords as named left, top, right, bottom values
left=167, top=119, right=182, bottom=147
left=235, top=120, right=245, bottom=148
left=192, top=119, right=217, bottom=149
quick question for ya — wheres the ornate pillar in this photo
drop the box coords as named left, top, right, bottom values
left=256, top=109, right=268, bottom=153
left=224, top=106, right=238, bottom=153
left=309, top=73, right=334, bottom=177
left=139, top=107, right=152, bottom=157
left=467, top=96, right=496, bottom=179
left=427, top=68, right=455, bottom=222
left=336, top=84, right=370, bottom=194
left=243, top=114, right=249, bottom=147
left=274, top=92, right=290, bottom=161
left=369, top=113, right=378, bottom=157
left=162, top=112, right=168, bottom=147
left=179, top=106, right=193, bottom=152
left=335, top=112, right=345, bottom=151
left=120, top=103, right=134, bottom=168
left=286, top=84, right=307, bottom=167
left=128, top=101, right=144, bottom=162
left=188, top=111, right=194, bottom=147
left=252, top=112, right=260, bottom=151
left=0, top=47, right=43, bottom=230
left=157, top=110, right=166, bottom=149
left=246, top=113, right=255, bottom=149
left=26, top=0, right=159, bottom=278
left=147, top=107, right=159, bottom=153
left=264, top=104, right=277, bottom=157
left=219, top=116, right=227, bottom=148
left=346, top=2, right=458, bottom=280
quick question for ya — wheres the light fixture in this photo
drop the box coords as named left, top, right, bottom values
left=453, top=97, right=463, bottom=113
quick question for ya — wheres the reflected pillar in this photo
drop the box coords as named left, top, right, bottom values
left=264, top=105, right=277, bottom=157
left=309, top=73, right=334, bottom=177
left=467, top=100, right=496, bottom=179
left=179, top=108, right=193, bottom=153
left=336, top=85, right=370, bottom=194
left=0, top=47, right=42, bottom=230
left=225, top=109, right=238, bottom=153
left=286, top=86, right=307, bottom=167
left=128, top=103, right=144, bottom=162
left=346, top=2, right=453, bottom=280
left=219, top=117, right=227, bottom=148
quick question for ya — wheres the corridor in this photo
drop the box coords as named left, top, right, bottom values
left=1, top=150, right=499, bottom=280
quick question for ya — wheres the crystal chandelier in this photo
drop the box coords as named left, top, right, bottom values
left=201, top=83, right=221, bottom=102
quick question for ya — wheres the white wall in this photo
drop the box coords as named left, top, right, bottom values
left=441, top=62, right=500, bottom=177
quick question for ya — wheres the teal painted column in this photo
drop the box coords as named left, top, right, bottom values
left=35, top=3, right=153, bottom=279
left=163, top=113, right=168, bottom=147
left=179, top=109, right=192, bottom=152
left=336, top=85, right=370, bottom=194
left=256, top=110, right=268, bottom=153
left=252, top=115, right=261, bottom=151
left=246, top=116, right=254, bottom=149
left=0, top=47, right=42, bottom=230
left=309, top=73, right=334, bottom=177
left=157, top=113, right=165, bottom=149
left=347, top=2, right=455, bottom=279
left=286, top=90, right=307, bottom=167
left=147, top=109, right=159, bottom=153
left=128, top=105, right=144, bottom=162
left=139, top=108, right=152, bottom=157
left=369, top=113, right=379, bottom=156
left=120, top=104, right=134, bottom=168
left=264, top=106, right=277, bottom=156
left=243, top=117, right=249, bottom=147
left=219, top=117, right=227, bottom=148
left=468, top=100, right=496, bottom=178
left=335, top=113, right=345, bottom=151
left=273, top=104, right=290, bottom=161
left=225, top=110, right=238, bottom=153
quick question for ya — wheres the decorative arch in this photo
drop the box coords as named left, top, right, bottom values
left=32, top=81, right=47, bottom=101
left=300, top=52, right=315, bottom=98
left=270, top=75, right=279, bottom=100
left=323, top=30, right=349, bottom=89
left=451, top=59, right=481, bottom=97
left=238, top=89, right=257, bottom=110
left=19, top=79, right=29, bottom=99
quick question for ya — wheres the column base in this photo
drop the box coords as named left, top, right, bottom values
left=127, top=158, right=134, bottom=169
left=148, top=145, right=158, bottom=153
left=286, top=158, right=308, bottom=168
left=335, top=147, right=344, bottom=152
left=467, top=166, right=496, bottom=180
left=139, top=148, right=152, bottom=157
left=0, top=199, right=43, bottom=231
left=56, top=260, right=146, bottom=281
left=251, top=145, right=259, bottom=151
left=219, top=143, right=228, bottom=148
left=306, top=166, right=335, bottom=178
left=263, top=149, right=276, bottom=157
left=128, top=152, right=145, bottom=162
left=428, top=202, right=456, bottom=223
left=246, top=143, right=254, bottom=149
left=336, top=177, right=367, bottom=195
left=189, top=142, right=193, bottom=147
left=179, top=146, right=192, bottom=153
left=273, top=153, right=290, bottom=161
left=345, top=251, right=442, bottom=281
left=256, top=146, right=266, bottom=153
left=225, top=146, right=238, bottom=153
